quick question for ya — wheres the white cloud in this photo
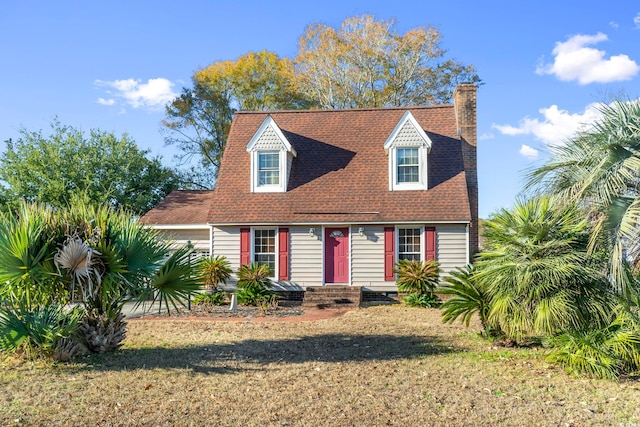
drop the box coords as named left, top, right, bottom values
left=492, top=103, right=602, bottom=147
left=609, top=21, right=619, bottom=30
left=519, top=144, right=539, bottom=160
left=97, top=97, right=115, bottom=106
left=94, top=78, right=177, bottom=111
left=478, top=132, right=494, bottom=141
left=635, top=13, right=640, bottom=29
left=536, top=32, right=640, bottom=84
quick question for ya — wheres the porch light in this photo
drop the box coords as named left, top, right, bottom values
left=309, top=227, right=315, bottom=237
left=358, top=227, right=365, bottom=237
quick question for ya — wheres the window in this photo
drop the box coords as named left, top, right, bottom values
left=397, top=148, right=419, bottom=183
left=398, top=228, right=421, bottom=261
left=258, top=152, right=279, bottom=186
left=254, top=229, right=276, bottom=273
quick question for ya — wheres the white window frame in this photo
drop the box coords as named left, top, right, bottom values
left=251, top=150, right=288, bottom=193
left=251, top=227, right=278, bottom=279
left=395, top=225, right=424, bottom=262
left=389, top=146, right=428, bottom=191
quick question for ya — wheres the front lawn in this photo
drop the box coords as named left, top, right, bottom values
left=2, top=306, right=639, bottom=426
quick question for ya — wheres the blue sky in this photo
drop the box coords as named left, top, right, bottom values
left=1, top=1, right=639, bottom=217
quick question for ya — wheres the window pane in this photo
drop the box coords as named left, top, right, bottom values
left=254, top=229, right=276, bottom=273
left=398, top=228, right=421, bottom=261
left=258, top=152, right=279, bottom=186
left=397, top=148, right=419, bottom=183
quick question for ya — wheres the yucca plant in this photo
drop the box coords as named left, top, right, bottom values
left=439, top=265, right=496, bottom=334
left=394, top=259, right=440, bottom=306
left=236, top=262, right=273, bottom=306
left=197, top=255, right=232, bottom=292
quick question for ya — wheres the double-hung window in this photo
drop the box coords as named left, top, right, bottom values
left=254, top=229, right=276, bottom=273
left=258, top=152, right=280, bottom=186
left=398, top=227, right=421, bottom=261
left=397, top=148, right=419, bottom=184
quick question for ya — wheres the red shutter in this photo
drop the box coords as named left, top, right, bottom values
left=240, top=228, right=251, bottom=266
left=384, top=227, right=395, bottom=281
left=278, top=228, right=289, bottom=281
left=425, top=227, right=436, bottom=261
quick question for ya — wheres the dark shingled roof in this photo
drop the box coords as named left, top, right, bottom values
left=141, top=190, right=214, bottom=225
left=142, top=106, right=471, bottom=225
left=207, top=105, right=471, bottom=224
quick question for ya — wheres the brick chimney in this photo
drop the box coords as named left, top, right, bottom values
left=453, top=83, right=478, bottom=256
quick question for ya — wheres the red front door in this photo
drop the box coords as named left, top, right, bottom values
left=325, top=228, right=349, bottom=283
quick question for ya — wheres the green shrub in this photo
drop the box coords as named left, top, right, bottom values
left=0, top=304, right=83, bottom=359
left=403, top=292, right=440, bottom=308
left=193, top=291, right=226, bottom=306
left=197, top=256, right=232, bottom=292
left=545, top=305, right=640, bottom=380
left=236, top=263, right=273, bottom=306
left=394, top=259, right=440, bottom=295
left=439, top=265, right=497, bottom=335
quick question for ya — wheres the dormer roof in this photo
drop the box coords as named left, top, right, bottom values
left=383, top=110, right=433, bottom=151
left=246, top=115, right=297, bottom=156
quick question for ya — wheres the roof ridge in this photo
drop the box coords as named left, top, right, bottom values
left=235, top=104, right=454, bottom=115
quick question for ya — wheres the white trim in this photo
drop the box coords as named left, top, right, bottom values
left=208, top=220, right=470, bottom=226
left=383, top=111, right=432, bottom=150
left=388, top=146, right=428, bottom=191
left=250, top=226, right=279, bottom=280
left=209, top=225, right=214, bottom=257
left=395, top=225, right=424, bottom=263
left=465, top=223, right=470, bottom=264
left=322, top=226, right=351, bottom=285
left=246, top=116, right=297, bottom=155
left=384, top=111, right=431, bottom=192
left=246, top=116, right=296, bottom=194
left=149, top=224, right=210, bottom=230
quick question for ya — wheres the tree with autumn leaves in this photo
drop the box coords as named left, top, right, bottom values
left=163, top=15, right=481, bottom=188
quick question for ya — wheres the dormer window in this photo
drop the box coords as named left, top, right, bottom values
left=258, top=151, right=280, bottom=186
left=384, top=111, right=432, bottom=191
left=397, top=148, right=419, bottom=183
left=247, top=116, right=296, bottom=193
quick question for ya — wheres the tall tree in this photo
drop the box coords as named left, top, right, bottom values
left=294, top=15, right=481, bottom=109
left=527, top=99, right=640, bottom=297
left=162, top=51, right=310, bottom=188
left=0, top=120, right=179, bottom=215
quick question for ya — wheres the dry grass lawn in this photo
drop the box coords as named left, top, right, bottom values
left=2, top=305, right=640, bottom=426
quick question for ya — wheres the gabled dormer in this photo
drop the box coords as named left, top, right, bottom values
left=384, top=111, right=432, bottom=191
left=246, top=116, right=297, bottom=193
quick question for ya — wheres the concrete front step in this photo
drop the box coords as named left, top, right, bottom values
left=302, top=286, right=362, bottom=309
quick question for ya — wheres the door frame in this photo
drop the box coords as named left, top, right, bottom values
left=323, top=226, right=350, bottom=284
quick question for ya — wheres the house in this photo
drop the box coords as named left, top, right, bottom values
left=142, top=84, right=478, bottom=300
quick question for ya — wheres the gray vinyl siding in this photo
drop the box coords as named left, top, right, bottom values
left=157, top=228, right=210, bottom=251
left=436, top=224, right=468, bottom=274
left=289, top=225, right=323, bottom=286
left=212, top=227, right=241, bottom=270
left=351, top=225, right=386, bottom=287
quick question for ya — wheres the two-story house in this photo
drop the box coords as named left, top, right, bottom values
left=142, top=84, right=478, bottom=302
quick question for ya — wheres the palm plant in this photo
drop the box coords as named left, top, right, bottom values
left=394, top=259, right=440, bottom=295
left=236, top=262, right=273, bottom=306
left=476, top=196, right=614, bottom=342
left=197, top=255, right=232, bottom=292
left=439, top=265, right=495, bottom=333
left=527, top=99, right=640, bottom=298
left=0, top=200, right=201, bottom=359
left=545, top=303, right=640, bottom=380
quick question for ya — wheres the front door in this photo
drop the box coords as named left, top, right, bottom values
left=325, top=228, right=349, bottom=283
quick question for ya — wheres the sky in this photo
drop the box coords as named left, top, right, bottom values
left=1, top=1, right=639, bottom=218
